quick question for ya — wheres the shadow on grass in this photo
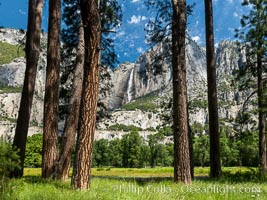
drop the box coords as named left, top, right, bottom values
left=22, top=176, right=72, bottom=190
left=21, top=167, right=267, bottom=188
left=196, top=167, right=267, bottom=183
left=92, top=169, right=266, bottom=185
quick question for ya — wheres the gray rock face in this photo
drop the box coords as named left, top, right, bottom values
left=0, top=28, right=253, bottom=139
left=0, top=28, right=25, bottom=45
left=0, top=58, right=26, bottom=86
left=97, top=110, right=162, bottom=130
left=106, top=62, right=135, bottom=111
left=102, top=39, right=250, bottom=133
left=107, top=39, right=207, bottom=111
left=0, top=28, right=46, bottom=137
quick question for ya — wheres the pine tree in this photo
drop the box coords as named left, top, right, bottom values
left=172, top=0, right=192, bottom=184
left=11, top=0, right=44, bottom=178
left=42, top=0, right=61, bottom=178
left=145, top=0, right=194, bottom=181
left=55, top=23, right=84, bottom=180
left=236, top=0, right=267, bottom=175
left=71, top=0, right=101, bottom=190
left=57, top=0, right=121, bottom=181
left=204, top=0, right=222, bottom=178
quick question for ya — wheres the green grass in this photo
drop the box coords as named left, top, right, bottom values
left=23, top=167, right=262, bottom=179
left=0, top=42, right=25, bottom=65
left=188, top=99, right=208, bottom=109
left=108, top=124, right=143, bottom=131
left=0, top=115, right=17, bottom=123
left=0, top=85, right=22, bottom=94
left=3, top=167, right=267, bottom=200
left=122, top=92, right=158, bottom=112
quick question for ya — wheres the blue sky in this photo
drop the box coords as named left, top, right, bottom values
left=0, top=0, right=248, bottom=64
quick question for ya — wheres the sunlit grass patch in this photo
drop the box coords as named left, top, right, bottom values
left=0, top=41, right=24, bottom=65
left=0, top=85, right=22, bottom=94
left=5, top=175, right=267, bottom=200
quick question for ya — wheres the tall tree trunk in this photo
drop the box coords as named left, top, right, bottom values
left=11, top=0, right=44, bottom=178
left=56, top=24, right=84, bottom=181
left=71, top=0, right=101, bottom=190
left=257, top=53, right=267, bottom=174
left=172, top=0, right=192, bottom=184
left=204, top=0, right=222, bottom=178
left=42, top=0, right=61, bottom=178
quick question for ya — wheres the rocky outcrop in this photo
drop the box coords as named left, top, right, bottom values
left=0, top=28, right=26, bottom=45
left=97, top=109, right=162, bottom=130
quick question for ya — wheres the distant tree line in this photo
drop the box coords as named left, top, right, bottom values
left=23, top=128, right=259, bottom=169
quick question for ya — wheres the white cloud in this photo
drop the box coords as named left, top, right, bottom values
left=233, top=12, right=239, bottom=18
left=128, top=15, right=141, bottom=24
left=137, top=47, right=144, bottom=53
left=192, top=36, right=200, bottom=42
left=227, top=27, right=235, bottom=33
left=127, top=15, right=147, bottom=24
left=141, top=16, right=147, bottom=21
left=117, top=31, right=126, bottom=37
left=18, top=9, right=26, bottom=15
left=131, top=0, right=140, bottom=2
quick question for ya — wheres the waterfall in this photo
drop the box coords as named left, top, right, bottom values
left=127, top=68, right=134, bottom=102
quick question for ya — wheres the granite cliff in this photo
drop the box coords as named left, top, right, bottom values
left=0, top=28, right=251, bottom=138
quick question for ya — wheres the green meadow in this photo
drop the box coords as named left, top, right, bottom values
left=3, top=167, right=267, bottom=200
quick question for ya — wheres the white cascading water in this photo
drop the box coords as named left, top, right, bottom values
left=127, top=68, right=134, bottom=102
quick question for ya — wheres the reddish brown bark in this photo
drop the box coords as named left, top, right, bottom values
left=172, top=0, right=192, bottom=184
left=71, top=0, right=101, bottom=190
left=42, top=0, right=61, bottom=178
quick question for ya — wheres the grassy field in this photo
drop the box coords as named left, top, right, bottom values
left=3, top=167, right=267, bottom=200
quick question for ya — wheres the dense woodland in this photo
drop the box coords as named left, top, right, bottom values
left=0, top=0, right=266, bottom=192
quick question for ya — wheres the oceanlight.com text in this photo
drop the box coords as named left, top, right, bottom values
left=112, top=184, right=262, bottom=196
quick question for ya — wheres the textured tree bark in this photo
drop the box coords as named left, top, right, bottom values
left=257, top=53, right=267, bottom=175
left=56, top=24, right=84, bottom=181
left=172, top=0, right=192, bottom=184
left=11, top=0, right=44, bottom=178
left=71, top=0, right=101, bottom=190
left=42, top=0, right=61, bottom=178
left=204, top=0, right=222, bottom=178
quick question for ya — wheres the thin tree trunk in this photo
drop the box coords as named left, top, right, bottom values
left=11, top=0, right=44, bottom=178
left=204, top=0, right=222, bottom=178
left=71, top=0, right=101, bottom=190
left=42, top=0, right=61, bottom=178
left=56, top=24, right=84, bottom=181
left=188, top=125, right=194, bottom=179
left=257, top=53, right=267, bottom=174
left=172, top=0, right=192, bottom=184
